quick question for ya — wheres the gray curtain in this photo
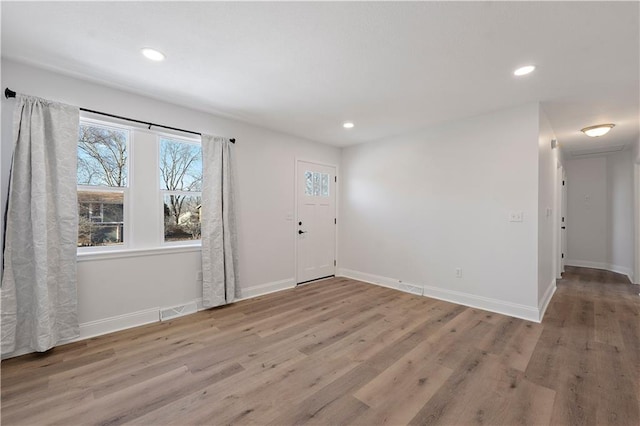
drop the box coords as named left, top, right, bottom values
left=1, top=95, right=80, bottom=355
left=201, top=135, right=238, bottom=308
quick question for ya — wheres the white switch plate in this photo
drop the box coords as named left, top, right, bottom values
left=509, top=211, right=524, bottom=222
left=455, top=268, right=462, bottom=278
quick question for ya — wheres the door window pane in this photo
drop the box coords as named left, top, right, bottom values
left=305, top=171, right=330, bottom=197
left=304, top=171, right=313, bottom=195
left=321, top=173, right=329, bottom=197
left=313, top=172, right=321, bottom=196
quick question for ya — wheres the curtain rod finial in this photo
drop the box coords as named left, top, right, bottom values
left=5, top=88, right=16, bottom=99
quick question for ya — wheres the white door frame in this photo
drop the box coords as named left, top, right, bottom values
left=555, top=162, right=567, bottom=279
left=294, top=158, right=339, bottom=284
left=555, top=161, right=563, bottom=279
left=635, top=162, right=640, bottom=285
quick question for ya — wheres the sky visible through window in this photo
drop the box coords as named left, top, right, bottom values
left=77, top=123, right=128, bottom=187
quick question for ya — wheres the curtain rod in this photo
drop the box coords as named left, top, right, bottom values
left=4, top=88, right=235, bottom=143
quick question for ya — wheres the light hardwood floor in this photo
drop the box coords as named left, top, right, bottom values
left=2, top=266, right=639, bottom=425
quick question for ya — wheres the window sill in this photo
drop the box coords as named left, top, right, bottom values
left=77, top=245, right=202, bottom=262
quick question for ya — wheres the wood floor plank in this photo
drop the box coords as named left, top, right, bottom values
left=593, top=341, right=640, bottom=425
left=495, top=320, right=544, bottom=372
left=353, top=339, right=453, bottom=425
left=407, top=348, right=493, bottom=425
left=189, top=355, right=361, bottom=425
left=265, top=363, right=381, bottom=426
left=594, top=299, right=625, bottom=347
left=124, top=348, right=307, bottom=426
left=2, top=269, right=639, bottom=426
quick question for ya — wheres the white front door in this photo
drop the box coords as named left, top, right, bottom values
left=296, top=161, right=336, bottom=284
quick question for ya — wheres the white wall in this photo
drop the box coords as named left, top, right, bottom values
left=537, top=109, right=558, bottom=310
left=1, top=59, right=341, bottom=347
left=607, top=152, right=635, bottom=277
left=565, top=151, right=635, bottom=281
left=565, top=157, right=609, bottom=267
left=339, top=103, right=542, bottom=321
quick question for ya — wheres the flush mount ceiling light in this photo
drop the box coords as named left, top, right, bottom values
left=581, top=123, right=615, bottom=137
left=343, top=122, right=355, bottom=129
left=141, top=48, right=165, bottom=61
left=514, top=65, right=535, bottom=76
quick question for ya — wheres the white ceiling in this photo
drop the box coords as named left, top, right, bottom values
left=2, top=2, right=638, bottom=151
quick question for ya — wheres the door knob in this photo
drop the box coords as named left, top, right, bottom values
left=298, top=230, right=307, bottom=234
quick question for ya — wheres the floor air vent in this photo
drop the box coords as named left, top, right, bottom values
left=159, top=301, right=197, bottom=321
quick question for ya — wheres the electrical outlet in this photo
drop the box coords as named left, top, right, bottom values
left=196, top=271, right=203, bottom=281
left=455, top=268, right=462, bottom=278
left=509, top=211, right=524, bottom=222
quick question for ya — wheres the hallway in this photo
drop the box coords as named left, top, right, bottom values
left=526, top=266, right=639, bottom=424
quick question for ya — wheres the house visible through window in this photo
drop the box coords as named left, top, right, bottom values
left=76, top=119, right=206, bottom=252
left=77, top=122, right=128, bottom=247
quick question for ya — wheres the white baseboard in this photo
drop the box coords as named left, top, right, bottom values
left=420, top=283, right=540, bottom=322
left=2, top=278, right=297, bottom=359
left=235, top=278, right=296, bottom=300
left=1, top=307, right=160, bottom=360
left=565, top=260, right=634, bottom=283
left=538, top=280, right=556, bottom=322
left=1, top=346, right=33, bottom=359
left=78, top=307, right=159, bottom=340
left=337, top=268, right=423, bottom=296
left=79, top=278, right=295, bottom=339
left=338, top=268, right=541, bottom=323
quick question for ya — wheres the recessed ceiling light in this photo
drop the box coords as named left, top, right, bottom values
left=581, top=123, right=615, bottom=137
left=514, top=65, right=535, bottom=76
left=141, top=48, right=165, bottom=61
left=343, top=122, right=354, bottom=129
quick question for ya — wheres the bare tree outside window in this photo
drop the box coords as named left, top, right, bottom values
left=76, top=122, right=128, bottom=247
left=78, top=124, right=128, bottom=187
left=159, top=138, right=202, bottom=241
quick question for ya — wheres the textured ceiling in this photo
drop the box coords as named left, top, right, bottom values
left=2, top=2, right=638, bottom=151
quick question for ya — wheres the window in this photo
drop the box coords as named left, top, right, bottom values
left=304, top=171, right=330, bottom=197
left=76, top=118, right=206, bottom=254
left=77, top=122, right=128, bottom=247
left=159, top=138, right=202, bottom=242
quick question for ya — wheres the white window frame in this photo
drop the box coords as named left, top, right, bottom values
left=157, top=134, right=203, bottom=247
left=76, top=118, right=132, bottom=254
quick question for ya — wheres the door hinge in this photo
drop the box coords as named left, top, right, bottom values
left=334, top=260, right=336, bottom=266
left=334, top=176, right=337, bottom=183
left=562, top=253, right=564, bottom=259
left=562, top=180, right=565, bottom=185
left=562, top=217, right=565, bottom=222
left=334, top=218, right=337, bottom=224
